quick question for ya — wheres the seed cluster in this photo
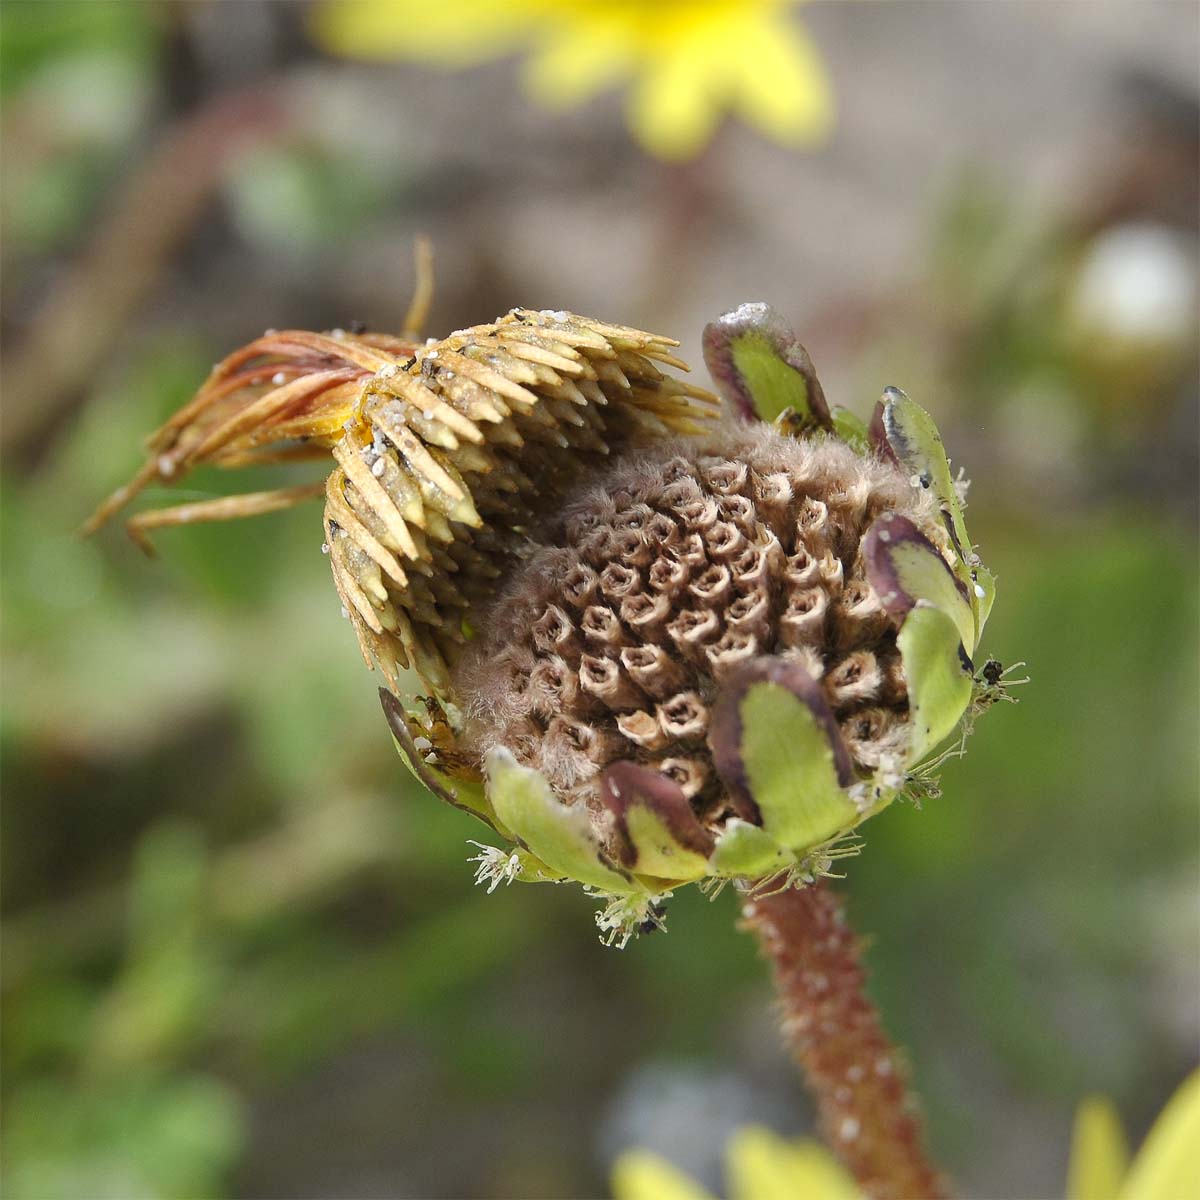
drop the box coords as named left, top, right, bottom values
left=455, top=423, right=947, bottom=831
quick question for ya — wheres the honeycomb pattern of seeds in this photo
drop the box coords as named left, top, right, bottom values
left=648, top=556, right=688, bottom=594
left=842, top=708, right=911, bottom=770
left=780, top=588, right=828, bottom=648
left=705, top=628, right=761, bottom=682
left=616, top=710, right=669, bottom=750
left=825, top=650, right=885, bottom=710
left=668, top=608, right=722, bottom=663
left=656, top=693, right=710, bottom=743
left=726, top=591, right=771, bottom=640
left=601, top=563, right=641, bottom=600
left=580, top=655, right=646, bottom=710
left=453, top=424, right=953, bottom=847
left=620, top=645, right=687, bottom=698
left=529, top=655, right=585, bottom=717
left=833, top=579, right=892, bottom=650
left=621, top=591, right=672, bottom=641
left=704, top=520, right=745, bottom=560
left=689, top=563, right=733, bottom=607
left=659, top=757, right=710, bottom=799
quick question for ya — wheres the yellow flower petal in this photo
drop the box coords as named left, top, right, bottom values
left=1119, top=1070, right=1200, bottom=1200
left=624, top=40, right=722, bottom=161
left=521, top=23, right=634, bottom=110
left=309, top=0, right=541, bottom=67
left=1068, top=1097, right=1131, bottom=1200
left=611, top=1149, right=717, bottom=1200
left=726, top=1126, right=863, bottom=1200
left=731, top=18, right=833, bottom=145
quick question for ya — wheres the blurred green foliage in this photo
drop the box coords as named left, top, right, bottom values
left=1, top=4, right=1196, bottom=1199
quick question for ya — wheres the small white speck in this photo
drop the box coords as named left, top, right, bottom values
left=271, top=371, right=287, bottom=385
left=331, top=327, right=346, bottom=339
left=320, top=543, right=329, bottom=554
left=339, top=605, right=349, bottom=619
left=157, top=455, right=176, bottom=477
left=838, top=1117, right=860, bottom=1142
left=878, top=529, right=891, bottom=543
left=425, top=337, right=438, bottom=346
left=264, top=327, right=278, bottom=335
left=974, top=583, right=986, bottom=598
left=413, top=736, right=432, bottom=751
left=426, top=349, right=438, bottom=360
left=378, top=363, right=399, bottom=379
left=371, top=457, right=386, bottom=477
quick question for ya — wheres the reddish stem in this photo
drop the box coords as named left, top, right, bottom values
left=741, top=881, right=948, bottom=1200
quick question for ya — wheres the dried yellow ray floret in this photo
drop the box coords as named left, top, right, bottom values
left=86, top=308, right=719, bottom=691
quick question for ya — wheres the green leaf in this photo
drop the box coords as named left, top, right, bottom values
left=600, top=761, right=713, bottom=883
left=874, top=387, right=974, bottom=569
left=701, top=303, right=832, bottom=428
left=830, top=404, right=871, bottom=452
left=973, top=562, right=997, bottom=638
left=897, top=604, right=974, bottom=760
left=863, top=512, right=977, bottom=655
left=378, top=689, right=500, bottom=833
left=624, top=806, right=710, bottom=882
left=708, top=819, right=795, bottom=878
left=600, top=763, right=710, bottom=888
left=709, top=658, right=856, bottom=854
left=484, top=748, right=634, bottom=893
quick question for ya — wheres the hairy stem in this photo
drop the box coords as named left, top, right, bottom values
left=741, top=881, right=948, bottom=1200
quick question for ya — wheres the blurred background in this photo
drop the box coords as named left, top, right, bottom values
left=2, top=2, right=1197, bottom=1197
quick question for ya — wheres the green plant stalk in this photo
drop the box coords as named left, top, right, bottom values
left=741, top=881, right=948, bottom=1200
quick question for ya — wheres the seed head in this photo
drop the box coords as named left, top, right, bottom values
left=89, top=299, right=1006, bottom=946
left=453, top=424, right=940, bottom=826
left=382, top=304, right=1004, bottom=944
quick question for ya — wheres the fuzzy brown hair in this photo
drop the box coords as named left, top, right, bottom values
left=453, top=419, right=949, bottom=837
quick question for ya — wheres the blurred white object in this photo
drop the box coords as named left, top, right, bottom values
left=1071, top=222, right=1197, bottom=344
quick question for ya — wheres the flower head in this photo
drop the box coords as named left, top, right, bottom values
left=378, top=302, right=1003, bottom=944
left=90, top=300, right=1004, bottom=947
left=309, top=0, right=834, bottom=160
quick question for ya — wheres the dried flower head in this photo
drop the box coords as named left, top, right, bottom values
left=89, top=297, right=1005, bottom=947
left=86, top=305, right=717, bottom=691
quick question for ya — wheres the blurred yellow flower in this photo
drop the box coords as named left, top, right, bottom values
left=309, top=0, right=833, bottom=160
left=1068, top=1071, right=1200, bottom=1200
left=611, top=1126, right=860, bottom=1200
left=611, top=1071, right=1200, bottom=1200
